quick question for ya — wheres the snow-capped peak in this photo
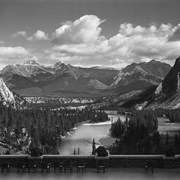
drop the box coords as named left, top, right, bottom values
left=53, top=61, right=63, bottom=68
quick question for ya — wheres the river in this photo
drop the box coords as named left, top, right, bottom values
left=58, top=110, right=122, bottom=155
left=58, top=112, right=180, bottom=155
left=158, top=117, right=180, bottom=134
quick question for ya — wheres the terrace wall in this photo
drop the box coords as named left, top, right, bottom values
left=0, top=155, right=180, bottom=169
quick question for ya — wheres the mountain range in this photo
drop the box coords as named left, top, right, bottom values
left=111, top=60, right=171, bottom=93
left=114, top=56, right=180, bottom=110
left=0, top=59, right=171, bottom=97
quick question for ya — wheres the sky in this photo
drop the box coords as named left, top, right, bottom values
left=0, top=0, right=180, bottom=70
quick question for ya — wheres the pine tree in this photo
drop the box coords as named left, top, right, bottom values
left=92, top=138, right=96, bottom=155
left=165, top=132, right=169, bottom=147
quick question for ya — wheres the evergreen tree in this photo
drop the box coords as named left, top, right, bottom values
left=165, top=132, right=169, bottom=147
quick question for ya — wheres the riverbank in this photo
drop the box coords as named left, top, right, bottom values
left=99, top=117, right=180, bottom=150
left=99, top=136, right=116, bottom=148
left=158, top=117, right=180, bottom=134
left=58, top=110, right=120, bottom=155
left=58, top=120, right=113, bottom=155
left=82, top=120, right=117, bottom=148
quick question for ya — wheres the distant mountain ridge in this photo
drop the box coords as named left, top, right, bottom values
left=118, top=57, right=180, bottom=110
left=0, top=60, right=118, bottom=97
left=0, top=59, right=171, bottom=97
left=111, top=60, right=171, bottom=94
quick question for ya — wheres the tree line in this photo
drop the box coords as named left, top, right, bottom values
left=109, top=110, right=180, bottom=155
left=109, top=110, right=158, bottom=154
left=0, top=104, right=108, bottom=155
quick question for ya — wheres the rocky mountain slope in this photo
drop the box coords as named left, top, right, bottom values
left=111, top=60, right=171, bottom=94
left=118, top=57, right=180, bottom=110
left=1, top=60, right=118, bottom=97
left=146, top=57, right=180, bottom=109
left=0, top=76, right=26, bottom=107
left=0, top=60, right=171, bottom=97
left=0, top=77, right=15, bottom=106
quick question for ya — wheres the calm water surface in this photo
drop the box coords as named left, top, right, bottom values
left=158, top=117, right=180, bottom=134
left=58, top=111, right=122, bottom=155
left=58, top=112, right=180, bottom=155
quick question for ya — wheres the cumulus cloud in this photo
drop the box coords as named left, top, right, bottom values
left=23, top=30, right=49, bottom=41
left=13, top=31, right=27, bottom=38
left=13, top=30, right=49, bottom=41
left=52, top=15, right=105, bottom=45
left=7, top=15, right=180, bottom=68
left=50, top=15, right=180, bottom=68
left=117, top=23, right=180, bottom=63
left=33, top=30, right=49, bottom=40
left=0, top=46, right=37, bottom=69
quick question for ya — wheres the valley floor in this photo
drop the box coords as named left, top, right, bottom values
left=0, top=168, right=180, bottom=180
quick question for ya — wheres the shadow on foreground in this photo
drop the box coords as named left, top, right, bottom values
left=0, top=168, right=180, bottom=180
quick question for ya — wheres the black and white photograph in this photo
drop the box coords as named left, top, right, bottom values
left=0, top=0, right=180, bottom=179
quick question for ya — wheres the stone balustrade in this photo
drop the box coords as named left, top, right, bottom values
left=0, top=155, right=180, bottom=169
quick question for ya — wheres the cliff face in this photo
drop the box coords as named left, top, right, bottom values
left=0, top=77, right=16, bottom=106
left=0, top=76, right=27, bottom=108
left=161, top=56, right=180, bottom=96
left=146, top=57, right=180, bottom=109
left=177, top=72, right=180, bottom=93
left=120, top=57, right=180, bottom=110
